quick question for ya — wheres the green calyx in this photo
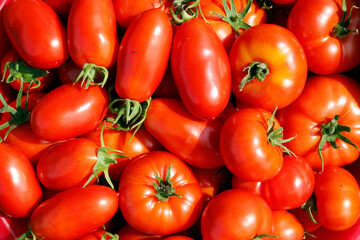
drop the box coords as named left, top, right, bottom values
left=101, top=232, right=119, bottom=240
left=301, top=195, right=319, bottom=225
left=0, top=80, right=30, bottom=142
left=74, top=63, right=109, bottom=89
left=17, top=228, right=36, bottom=240
left=256, top=0, right=274, bottom=10
left=318, top=115, right=359, bottom=173
left=153, top=165, right=182, bottom=202
left=169, top=0, right=207, bottom=24
left=240, top=61, right=269, bottom=91
left=83, top=122, right=129, bottom=190
left=332, top=0, right=359, bottom=39
left=2, top=60, right=47, bottom=89
left=267, top=107, right=296, bottom=157
left=252, top=234, right=280, bottom=240
left=211, top=0, right=253, bottom=35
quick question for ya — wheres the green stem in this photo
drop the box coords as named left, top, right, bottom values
left=74, top=63, right=108, bottom=89
left=301, top=195, right=319, bottom=225
left=170, top=0, right=208, bottom=24
left=332, top=0, right=359, bottom=39
left=253, top=234, right=279, bottom=239
left=239, top=61, right=269, bottom=91
left=101, top=232, right=119, bottom=240
left=153, top=165, right=182, bottom=202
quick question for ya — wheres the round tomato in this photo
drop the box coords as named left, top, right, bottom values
left=171, top=17, right=231, bottom=120
left=287, top=0, right=360, bottom=74
left=201, top=188, right=273, bottom=240
left=30, top=83, right=109, bottom=142
left=118, top=151, right=204, bottom=235
left=3, top=0, right=68, bottom=69
left=0, top=143, right=42, bottom=218
left=271, top=210, right=304, bottom=240
left=229, top=23, right=307, bottom=111
left=277, top=74, right=360, bottom=170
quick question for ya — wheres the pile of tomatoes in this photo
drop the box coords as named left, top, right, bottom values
left=1, top=0, right=360, bottom=239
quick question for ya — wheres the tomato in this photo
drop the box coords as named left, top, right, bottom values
left=0, top=211, right=28, bottom=240
left=0, top=0, right=13, bottom=62
left=0, top=143, right=42, bottom=218
left=118, top=151, right=204, bottom=235
left=311, top=216, right=360, bottom=240
left=287, top=0, right=360, bottom=75
left=115, top=8, right=173, bottom=102
left=77, top=230, right=116, bottom=240
left=30, top=83, right=109, bottom=142
left=116, top=224, right=163, bottom=239
left=271, top=210, right=304, bottom=240
left=55, top=59, right=82, bottom=85
left=1, top=47, right=56, bottom=93
left=289, top=206, right=321, bottom=233
left=0, top=81, right=16, bottom=109
left=229, top=23, right=307, bottom=111
left=84, top=121, right=164, bottom=181
left=2, top=0, right=68, bottom=69
left=277, top=74, right=360, bottom=170
left=201, top=188, right=274, bottom=240
left=144, top=98, right=224, bottom=169
left=171, top=17, right=231, bottom=120
left=314, top=166, right=360, bottom=231
left=67, top=0, right=118, bottom=72
left=220, top=108, right=287, bottom=182
left=29, top=185, right=118, bottom=239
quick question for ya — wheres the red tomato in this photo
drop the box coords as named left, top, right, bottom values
left=271, top=210, right=304, bottom=240
left=30, top=83, right=109, bottom=142
left=201, top=189, right=274, bottom=240
left=220, top=108, right=286, bottom=182
left=1, top=47, right=56, bottom=93
left=0, top=81, right=16, bottom=109
left=0, top=0, right=13, bottom=62
left=115, top=8, right=172, bottom=102
left=171, top=18, right=231, bottom=120
left=55, top=59, right=82, bottom=85
left=29, top=185, right=118, bottom=239
left=116, top=224, right=163, bottom=239
left=67, top=0, right=118, bottom=69
left=118, top=151, right=204, bottom=235
left=144, top=98, right=224, bottom=169
left=311, top=216, right=360, bottom=240
left=0, top=143, right=42, bottom=218
left=277, top=74, right=360, bottom=170
left=2, top=0, right=68, bottom=69
left=0, top=211, right=29, bottom=240
left=315, top=166, right=360, bottom=231
left=77, top=230, right=116, bottom=240
left=287, top=0, right=360, bottom=74
left=36, top=138, right=101, bottom=191
left=229, top=23, right=307, bottom=111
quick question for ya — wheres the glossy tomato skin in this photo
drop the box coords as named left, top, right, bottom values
left=0, top=81, right=16, bottom=109
left=0, top=143, right=42, bottom=218
left=30, top=185, right=118, bottom=239
left=311, top=216, right=360, bottom=240
left=277, top=74, right=360, bottom=170
left=67, top=0, right=118, bottom=68
left=229, top=23, right=307, bottom=111
left=0, top=210, right=29, bottom=240
left=272, top=210, right=304, bottom=240
left=201, top=189, right=273, bottom=240
left=287, top=0, right=360, bottom=75
left=3, top=0, right=68, bottom=69
left=171, top=18, right=231, bottom=120
left=315, top=166, right=360, bottom=231
left=144, top=98, right=224, bottom=169
left=118, top=151, right=204, bottom=235
left=30, top=83, right=109, bottom=142
left=0, top=0, right=13, bottom=62
left=37, top=138, right=100, bottom=191
left=220, top=108, right=283, bottom=182
left=115, top=8, right=173, bottom=102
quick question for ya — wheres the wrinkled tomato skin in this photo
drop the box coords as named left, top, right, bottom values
left=118, top=151, right=204, bottom=236
left=144, top=98, right=224, bottom=169
left=30, top=185, right=118, bottom=240
left=30, top=83, right=109, bottom=142
left=0, top=143, right=42, bottom=219
left=115, top=8, right=173, bottom=102
left=277, top=74, right=360, bottom=170
left=36, top=138, right=100, bottom=191
left=3, top=0, right=68, bottom=69
left=201, top=189, right=273, bottom=240
left=287, top=0, right=360, bottom=75
left=67, top=0, right=118, bottom=69
left=171, top=18, right=231, bottom=120
left=315, top=166, right=360, bottom=231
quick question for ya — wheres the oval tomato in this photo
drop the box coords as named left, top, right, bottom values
left=30, top=83, right=109, bottom=142
left=315, top=166, right=360, bottom=231
left=29, top=185, right=118, bottom=239
left=229, top=23, right=307, bottom=111
left=0, top=210, right=29, bottom=240
left=118, top=151, right=204, bottom=235
left=201, top=188, right=273, bottom=240
left=0, top=143, right=42, bottom=218
left=0, top=0, right=13, bottom=62
left=3, top=0, right=68, bottom=69
left=287, top=0, right=360, bottom=74
left=144, top=98, right=224, bottom=169
left=171, top=17, right=231, bottom=120
left=277, top=74, right=360, bottom=170
left=115, top=8, right=172, bottom=102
